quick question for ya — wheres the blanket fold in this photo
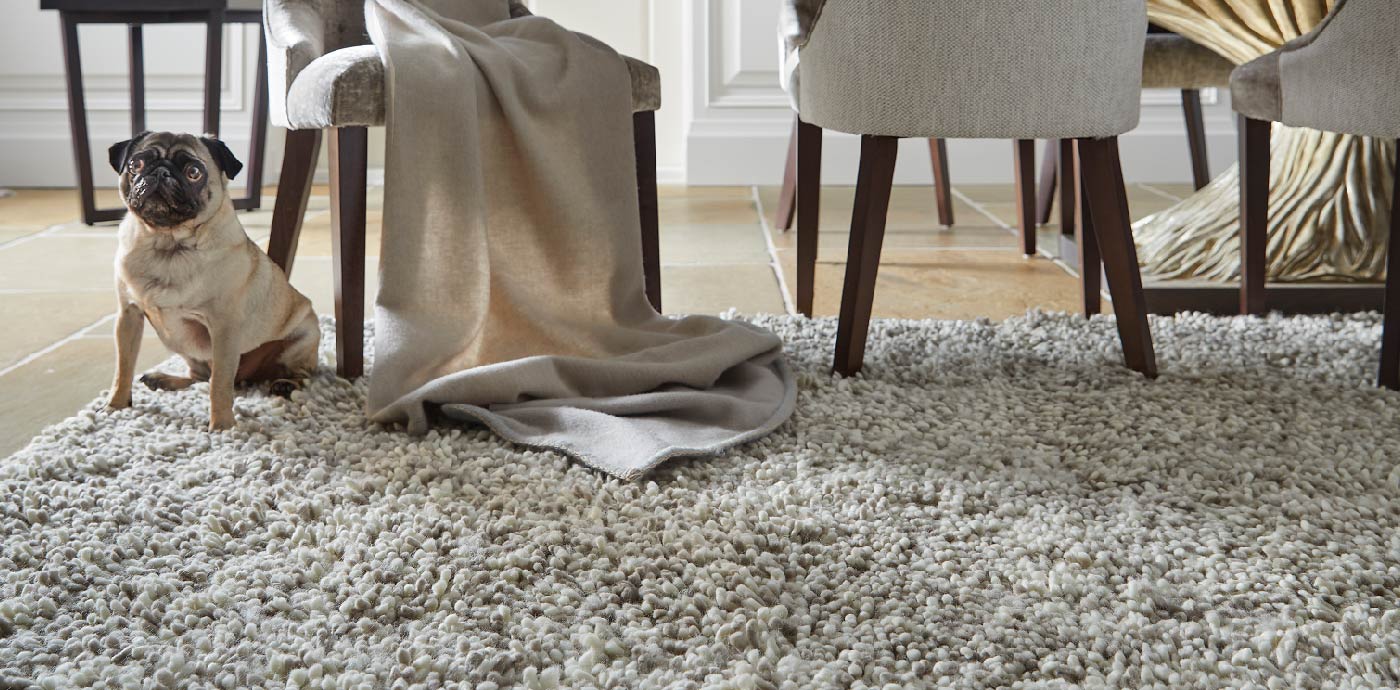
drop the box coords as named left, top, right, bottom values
left=365, top=0, right=796, bottom=478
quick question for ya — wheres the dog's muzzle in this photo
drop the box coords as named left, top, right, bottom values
left=129, top=167, right=199, bottom=226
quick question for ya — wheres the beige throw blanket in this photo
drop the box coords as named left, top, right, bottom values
left=364, top=0, right=795, bottom=479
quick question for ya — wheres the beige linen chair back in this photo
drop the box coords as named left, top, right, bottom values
left=1278, top=0, right=1400, bottom=138
left=790, top=0, right=1147, bottom=139
left=264, top=0, right=529, bottom=128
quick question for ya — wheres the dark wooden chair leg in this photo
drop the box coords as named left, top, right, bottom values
left=266, top=129, right=323, bottom=276
left=1014, top=139, right=1037, bottom=255
left=833, top=135, right=899, bottom=377
left=128, top=24, right=145, bottom=134
left=1072, top=140, right=1100, bottom=316
left=1378, top=139, right=1400, bottom=389
left=239, top=27, right=269, bottom=211
left=1077, top=136, right=1156, bottom=378
left=633, top=110, right=662, bottom=312
left=61, top=14, right=104, bottom=225
left=329, top=127, right=368, bottom=380
left=1182, top=89, right=1211, bottom=190
left=929, top=139, right=954, bottom=226
left=776, top=115, right=799, bottom=231
left=796, top=119, right=823, bottom=317
left=1037, top=139, right=1059, bottom=226
left=1240, top=115, right=1270, bottom=316
left=203, top=9, right=223, bottom=135
left=1059, top=139, right=1078, bottom=237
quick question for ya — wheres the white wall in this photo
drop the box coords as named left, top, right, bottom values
left=0, top=0, right=1235, bottom=189
left=0, top=15, right=274, bottom=188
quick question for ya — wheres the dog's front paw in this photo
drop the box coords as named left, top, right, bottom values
left=142, top=372, right=196, bottom=392
left=208, top=414, right=235, bottom=432
left=106, top=393, right=132, bottom=410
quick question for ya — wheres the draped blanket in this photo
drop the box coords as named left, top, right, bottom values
left=364, top=0, right=795, bottom=479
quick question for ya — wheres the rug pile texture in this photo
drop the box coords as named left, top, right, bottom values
left=4, top=313, right=1400, bottom=689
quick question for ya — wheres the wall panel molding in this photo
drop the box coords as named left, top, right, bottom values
left=1, top=19, right=271, bottom=188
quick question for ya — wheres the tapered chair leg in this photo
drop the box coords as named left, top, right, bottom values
left=795, top=119, right=823, bottom=317
left=128, top=24, right=145, bottom=134
left=1014, top=139, right=1037, bottom=255
left=1037, top=140, right=1059, bottom=226
left=1181, top=89, right=1211, bottom=190
left=266, top=129, right=323, bottom=277
left=929, top=139, right=954, bottom=226
left=1071, top=141, right=1100, bottom=316
left=776, top=115, right=799, bottom=231
left=1239, top=116, right=1271, bottom=316
left=1076, top=137, right=1156, bottom=378
left=1059, top=139, right=1077, bottom=239
left=329, top=127, right=368, bottom=380
left=202, top=9, right=223, bottom=136
left=1379, top=139, right=1400, bottom=389
left=239, top=29, right=269, bottom=211
left=833, top=135, right=899, bottom=377
left=634, top=110, right=662, bottom=312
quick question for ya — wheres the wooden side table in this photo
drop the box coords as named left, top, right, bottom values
left=41, top=0, right=269, bottom=224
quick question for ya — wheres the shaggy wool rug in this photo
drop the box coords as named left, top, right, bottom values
left=4, top=313, right=1400, bottom=689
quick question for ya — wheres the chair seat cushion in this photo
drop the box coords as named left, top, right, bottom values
left=1230, top=52, right=1282, bottom=123
left=283, top=46, right=660, bottom=130
left=1141, top=34, right=1234, bottom=89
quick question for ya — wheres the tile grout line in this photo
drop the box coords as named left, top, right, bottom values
left=1136, top=183, right=1186, bottom=203
left=0, top=221, right=78, bottom=252
left=750, top=186, right=798, bottom=316
left=0, top=312, right=115, bottom=380
left=950, top=186, right=1110, bottom=302
left=949, top=187, right=1057, bottom=263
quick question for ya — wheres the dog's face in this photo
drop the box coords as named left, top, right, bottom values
left=108, top=132, right=243, bottom=229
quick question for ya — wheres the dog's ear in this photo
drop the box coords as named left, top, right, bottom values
left=199, top=136, right=243, bottom=180
left=108, top=131, right=150, bottom=173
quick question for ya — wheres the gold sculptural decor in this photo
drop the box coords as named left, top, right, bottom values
left=1139, top=0, right=1395, bottom=283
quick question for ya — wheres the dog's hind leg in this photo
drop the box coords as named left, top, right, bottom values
left=238, top=313, right=321, bottom=398
left=270, top=314, right=322, bottom=398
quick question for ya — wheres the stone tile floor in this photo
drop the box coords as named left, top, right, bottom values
left=0, top=181, right=1193, bottom=457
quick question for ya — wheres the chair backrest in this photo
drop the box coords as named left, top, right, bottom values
left=307, top=0, right=527, bottom=52
left=794, top=0, right=1147, bottom=140
left=1278, top=0, right=1400, bottom=138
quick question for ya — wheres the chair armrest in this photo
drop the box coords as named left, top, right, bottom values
left=264, top=0, right=326, bottom=129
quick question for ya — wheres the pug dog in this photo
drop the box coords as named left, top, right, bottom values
left=105, top=131, right=320, bottom=430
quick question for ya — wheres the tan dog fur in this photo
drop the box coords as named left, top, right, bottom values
left=105, top=132, right=320, bottom=430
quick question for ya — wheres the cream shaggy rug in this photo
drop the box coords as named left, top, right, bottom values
left=4, top=313, right=1400, bottom=689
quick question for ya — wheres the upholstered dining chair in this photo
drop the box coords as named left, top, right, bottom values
left=1230, top=0, right=1400, bottom=388
left=261, top=0, right=664, bottom=379
left=774, top=27, right=1235, bottom=260
left=1037, top=29, right=1235, bottom=225
left=783, top=0, right=1157, bottom=378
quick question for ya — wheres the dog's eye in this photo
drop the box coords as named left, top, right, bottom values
left=128, top=159, right=144, bottom=173
left=185, top=165, right=203, bottom=182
